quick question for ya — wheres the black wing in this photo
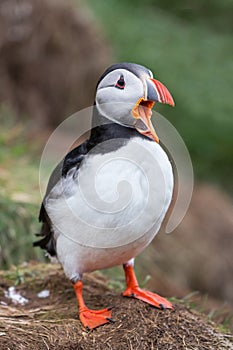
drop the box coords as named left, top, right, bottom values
left=33, top=202, right=57, bottom=256
left=33, top=141, right=88, bottom=255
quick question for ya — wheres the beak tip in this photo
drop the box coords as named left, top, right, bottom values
left=169, top=98, right=175, bottom=107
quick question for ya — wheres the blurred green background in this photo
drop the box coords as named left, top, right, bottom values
left=86, top=0, right=233, bottom=188
left=0, top=0, right=233, bottom=320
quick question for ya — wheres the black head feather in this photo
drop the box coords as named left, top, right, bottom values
left=96, top=62, right=151, bottom=89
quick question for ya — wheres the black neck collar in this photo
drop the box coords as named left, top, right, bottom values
left=88, top=106, right=151, bottom=150
left=62, top=106, right=153, bottom=176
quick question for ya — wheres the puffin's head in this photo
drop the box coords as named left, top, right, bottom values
left=95, top=62, right=174, bottom=143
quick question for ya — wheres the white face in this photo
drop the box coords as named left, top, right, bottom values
left=95, top=69, right=147, bottom=127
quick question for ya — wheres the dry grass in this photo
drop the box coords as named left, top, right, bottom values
left=0, top=263, right=232, bottom=349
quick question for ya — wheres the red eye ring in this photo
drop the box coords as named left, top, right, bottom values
left=115, top=74, right=125, bottom=89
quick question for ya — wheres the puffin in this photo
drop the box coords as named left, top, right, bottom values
left=34, top=62, right=175, bottom=330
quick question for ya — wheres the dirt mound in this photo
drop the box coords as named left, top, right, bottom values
left=0, top=263, right=232, bottom=349
left=0, top=0, right=110, bottom=128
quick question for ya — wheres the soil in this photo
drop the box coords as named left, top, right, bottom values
left=0, top=262, right=232, bottom=350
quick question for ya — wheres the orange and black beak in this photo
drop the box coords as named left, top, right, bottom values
left=132, top=77, right=175, bottom=143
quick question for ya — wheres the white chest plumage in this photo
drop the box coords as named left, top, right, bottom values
left=45, top=137, right=173, bottom=278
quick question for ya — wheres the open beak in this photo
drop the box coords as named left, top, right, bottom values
left=132, top=77, right=175, bottom=143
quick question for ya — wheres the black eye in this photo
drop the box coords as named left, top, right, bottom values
left=115, top=74, right=125, bottom=89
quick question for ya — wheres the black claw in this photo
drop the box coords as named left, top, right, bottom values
left=106, top=317, right=115, bottom=323
left=131, top=293, right=135, bottom=297
left=159, top=303, right=166, bottom=310
left=86, top=326, right=91, bottom=331
left=107, top=306, right=114, bottom=311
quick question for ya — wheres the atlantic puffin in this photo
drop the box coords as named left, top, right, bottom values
left=34, top=62, right=175, bottom=330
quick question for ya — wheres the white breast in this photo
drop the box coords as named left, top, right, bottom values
left=45, top=137, right=173, bottom=277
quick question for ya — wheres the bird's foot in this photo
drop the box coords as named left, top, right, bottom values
left=122, top=286, right=173, bottom=310
left=79, top=306, right=114, bottom=330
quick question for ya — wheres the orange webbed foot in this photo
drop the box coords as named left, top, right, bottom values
left=73, top=280, right=115, bottom=330
left=79, top=306, right=114, bottom=330
left=122, top=286, right=173, bottom=309
left=122, top=263, right=173, bottom=310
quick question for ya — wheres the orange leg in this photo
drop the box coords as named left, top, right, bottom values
left=122, top=263, right=173, bottom=310
left=73, top=280, right=114, bottom=330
